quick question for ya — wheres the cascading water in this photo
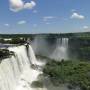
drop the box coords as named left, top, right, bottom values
left=50, top=38, right=69, bottom=60
left=0, top=45, right=46, bottom=90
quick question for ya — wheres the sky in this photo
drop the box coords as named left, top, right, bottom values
left=0, top=0, right=90, bottom=34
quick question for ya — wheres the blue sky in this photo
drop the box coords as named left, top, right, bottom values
left=0, top=0, right=90, bottom=34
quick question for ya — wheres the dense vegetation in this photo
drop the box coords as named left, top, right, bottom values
left=43, top=60, right=90, bottom=90
left=69, top=37, right=90, bottom=60
left=31, top=81, right=43, bottom=88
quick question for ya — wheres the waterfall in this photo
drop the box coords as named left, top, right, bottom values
left=0, top=45, right=46, bottom=90
left=50, top=38, right=69, bottom=60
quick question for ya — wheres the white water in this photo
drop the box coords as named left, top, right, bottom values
left=50, top=38, right=68, bottom=60
left=0, top=45, right=46, bottom=90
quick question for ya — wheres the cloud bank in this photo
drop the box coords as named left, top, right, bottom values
left=9, top=0, right=36, bottom=12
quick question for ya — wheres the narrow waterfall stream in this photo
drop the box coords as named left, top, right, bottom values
left=0, top=45, right=46, bottom=90
left=50, top=38, right=68, bottom=60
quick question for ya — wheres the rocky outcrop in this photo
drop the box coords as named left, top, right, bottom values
left=0, top=49, right=14, bottom=62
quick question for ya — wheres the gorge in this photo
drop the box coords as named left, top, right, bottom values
left=0, top=33, right=90, bottom=90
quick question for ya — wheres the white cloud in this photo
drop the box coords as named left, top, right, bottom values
left=9, top=0, right=24, bottom=12
left=71, top=12, right=85, bottom=20
left=4, top=24, right=10, bottom=26
left=46, top=22, right=51, bottom=25
left=43, top=16, right=56, bottom=21
left=18, top=20, right=26, bottom=24
left=83, top=26, right=89, bottom=29
left=33, top=24, right=37, bottom=27
left=9, top=0, right=36, bottom=12
left=33, top=10, right=38, bottom=13
left=24, top=1, right=36, bottom=9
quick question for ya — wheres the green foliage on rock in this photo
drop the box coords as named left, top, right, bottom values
left=31, top=81, right=43, bottom=88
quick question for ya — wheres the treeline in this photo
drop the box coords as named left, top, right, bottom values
left=0, top=34, right=34, bottom=39
left=0, top=32, right=90, bottom=39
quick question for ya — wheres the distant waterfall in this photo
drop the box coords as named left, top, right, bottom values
left=0, top=45, right=46, bottom=90
left=50, top=38, right=69, bottom=60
